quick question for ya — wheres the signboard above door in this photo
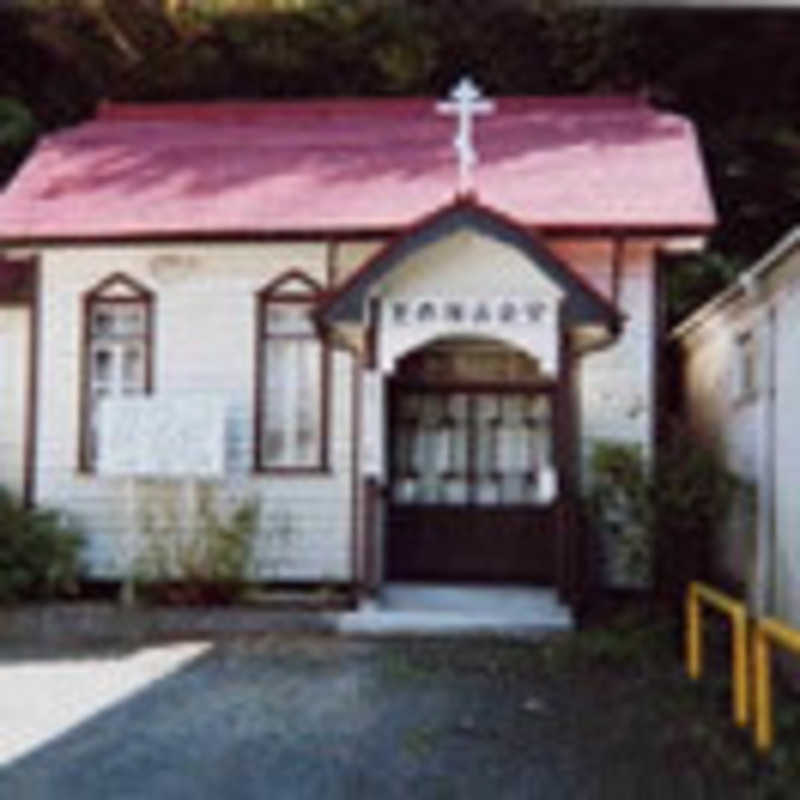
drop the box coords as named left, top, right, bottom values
left=386, top=298, right=549, bottom=327
left=377, top=296, right=560, bottom=376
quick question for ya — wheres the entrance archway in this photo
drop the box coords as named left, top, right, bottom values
left=385, top=336, right=561, bottom=583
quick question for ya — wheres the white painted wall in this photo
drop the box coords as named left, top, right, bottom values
left=335, top=240, right=384, bottom=283
left=681, top=303, right=760, bottom=590
left=0, top=306, right=29, bottom=499
left=771, top=276, right=800, bottom=628
left=375, top=229, right=564, bottom=374
left=578, top=241, right=657, bottom=466
left=36, top=243, right=355, bottom=582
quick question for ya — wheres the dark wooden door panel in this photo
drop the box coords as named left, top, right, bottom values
left=386, top=505, right=557, bottom=583
left=386, top=362, right=562, bottom=584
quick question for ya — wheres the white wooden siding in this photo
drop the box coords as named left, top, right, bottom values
left=679, top=253, right=800, bottom=629
left=579, top=241, right=658, bottom=465
left=36, top=244, right=354, bottom=581
left=0, top=307, right=29, bottom=499
left=772, top=283, right=800, bottom=628
left=682, top=311, right=760, bottom=589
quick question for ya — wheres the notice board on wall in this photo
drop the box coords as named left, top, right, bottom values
left=97, top=395, right=226, bottom=478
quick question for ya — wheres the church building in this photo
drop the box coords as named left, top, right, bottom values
left=0, top=82, right=715, bottom=610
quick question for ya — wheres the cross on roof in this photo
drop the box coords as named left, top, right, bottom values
left=436, top=76, right=495, bottom=196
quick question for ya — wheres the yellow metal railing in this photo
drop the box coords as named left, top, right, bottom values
left=685, top=581, right=749, bottom=728
left=752, top=616, right=800, bottom=753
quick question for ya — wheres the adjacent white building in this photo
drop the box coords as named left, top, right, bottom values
left=674, top=231, right=800, bottom=629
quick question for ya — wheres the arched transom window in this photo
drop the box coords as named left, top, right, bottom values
left=390, top=338, right=555, bottom=506
left=81, top=273, right=154, bottom=470
left=255, top=271, right=328, bottom=471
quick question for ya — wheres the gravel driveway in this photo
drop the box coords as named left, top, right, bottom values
left=0, top=634, right=772, bottom=799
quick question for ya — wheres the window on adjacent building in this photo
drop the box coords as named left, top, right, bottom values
left=81, top=274, right=154, bottom=470
left=735, top=330, right=757, bottom=403
left=256, top=272, right=328, bottom=471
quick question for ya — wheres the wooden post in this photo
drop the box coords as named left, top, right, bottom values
left=555, top=310, right=576, bottom=603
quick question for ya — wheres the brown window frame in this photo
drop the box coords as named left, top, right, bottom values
left=79, top=272, right=155, bottom=473
left=254, top=270, right=329, bottom=474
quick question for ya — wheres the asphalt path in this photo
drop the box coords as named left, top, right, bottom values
left=0, top=635, right=754, bottom=799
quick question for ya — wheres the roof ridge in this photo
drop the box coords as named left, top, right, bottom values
left=96, top=94, right=650, bottom=123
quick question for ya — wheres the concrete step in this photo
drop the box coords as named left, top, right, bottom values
left=380, top=582, right=568, bottom=613
left=336, top=583, right=574, bottom=637
left=336, top=609, right=572, bottom=637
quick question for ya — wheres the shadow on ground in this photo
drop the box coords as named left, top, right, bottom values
left=0, top=630, right=795, bottom=799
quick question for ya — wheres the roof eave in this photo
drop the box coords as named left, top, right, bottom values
left=0, top=221, right=717, bottom=249
left=671, top=227, right=800, bottom=342
left=318, top=196, right=622, bottom=333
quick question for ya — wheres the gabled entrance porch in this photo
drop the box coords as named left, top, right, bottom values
left=318, top=197, right=622, bottom=613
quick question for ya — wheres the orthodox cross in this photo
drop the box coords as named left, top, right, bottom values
left=436, top=76, right=495, bottom=196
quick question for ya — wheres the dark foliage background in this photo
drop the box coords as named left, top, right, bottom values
left=2, top=1, right=800, bottom=320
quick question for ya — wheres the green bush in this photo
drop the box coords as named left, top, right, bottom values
left=0, top=489, right=84, bottom=603
left=587, top=440, right=653, bottom=587
left=0, top=97, right=37, bottom=184
left=587, top=424, right=737, bottom=604
left=134, top=483, right=259, bottom=605
left=651, top=423, right=738, bottom=605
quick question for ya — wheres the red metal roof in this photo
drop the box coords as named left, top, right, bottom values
left=0, top=95, right=716, bottom=241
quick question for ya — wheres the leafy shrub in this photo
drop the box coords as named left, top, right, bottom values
left=0, top=489, right=84, bottom=603
left=587, top=423, right=737, bottom=604
left=134, top=483, right=259, bottom=604
left=651, top=423, right=738, bottom=605
left=0, top=98, right=37, bottom=183
left=587, top=441, right=653, bottom=587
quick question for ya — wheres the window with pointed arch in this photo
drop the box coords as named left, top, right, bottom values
left=256, top=271, right=328, bottom=472
left=80, top=273, right=154, bottom=471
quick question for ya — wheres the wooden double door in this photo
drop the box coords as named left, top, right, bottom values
left=386, top=383, right=560, bottom=583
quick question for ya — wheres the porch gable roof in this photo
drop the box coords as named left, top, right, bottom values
left=318, top=196, right=621, bottom=330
